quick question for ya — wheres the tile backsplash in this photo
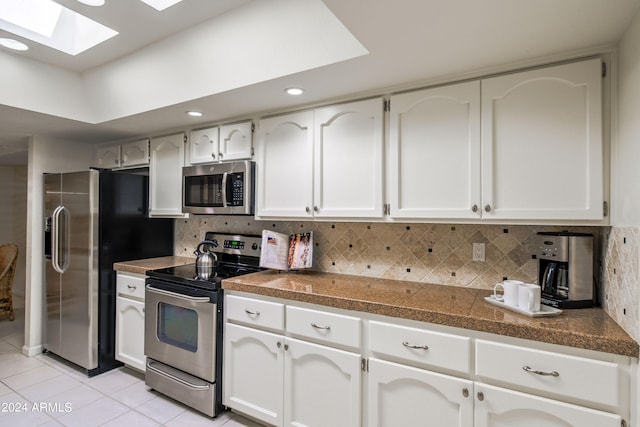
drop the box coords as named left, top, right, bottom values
left=175, top=217, right=599, bottom=290
left=601, top=226, right=640, bottom=343
left=176, top=218, right=640, bottom=342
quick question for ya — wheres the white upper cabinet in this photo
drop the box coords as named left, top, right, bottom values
left=149, top=133, right=188, bottom=218
left=256, top=98, right=384, bottom=220
left=219, top=121, right=253, bottom=161
left=95, top=144, right=121, bottom=169
left=189, top=126, right=219, bottom=164
left=188, top=121, right=253, bottom=165
left=121, top=139, right=150, bottom=168
left=95, top=139, right=149, bottom=169
left=388, top=81, right=481, bottom=219
left=256, top=111, right=314, bottom=218
left=313, top=99, right=384, bottom=218
left=387, top=58, right=604, bottom=223
left=481, top=58, right=604, bottom=221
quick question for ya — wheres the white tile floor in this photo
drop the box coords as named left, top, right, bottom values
left=0, top=308, right=264, bottom=426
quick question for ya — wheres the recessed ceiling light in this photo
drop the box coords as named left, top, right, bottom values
left=77, top=0, right=105, bottom=6
left=186, top=111, right=203, bottom=117
left=285, top=87, right=304, bottom=96
left=0, top=38, right=28, bottom=51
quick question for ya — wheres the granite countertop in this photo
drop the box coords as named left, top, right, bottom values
left=222, top=270, right=639, bottom=358
left=113, top=256, right=194, bottom=275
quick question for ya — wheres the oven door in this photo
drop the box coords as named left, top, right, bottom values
left=145, top=279, right=217, bottom=382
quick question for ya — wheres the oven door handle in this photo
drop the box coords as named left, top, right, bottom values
left=147, top=360, right=211, bottom=390
left=145, top=284, right=211, bottom=303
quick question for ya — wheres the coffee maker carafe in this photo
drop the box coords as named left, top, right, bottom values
left=537, top=232, right=594, bottom=309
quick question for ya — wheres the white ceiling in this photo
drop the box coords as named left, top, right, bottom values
left=1, top=0, right=639, bottom=166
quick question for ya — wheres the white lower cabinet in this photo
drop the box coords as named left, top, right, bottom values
left=224, top=322, right=361, bottom=427
left=115, top=272, right=146, bottom=372
left=224, top=293, right=633, bottom=427
left=474, top=383, right=622, bottom=427
left=224, top=323, right=284, bottom=426
left=285, top=337, right=361, bottom=427
left=368, top=358, right=473, bottom=427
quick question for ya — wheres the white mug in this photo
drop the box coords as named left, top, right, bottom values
left=493, top=280, right=523, bottom=306
left=518, top=283, right=541, bottom=312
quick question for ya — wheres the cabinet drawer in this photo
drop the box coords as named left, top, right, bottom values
left=226, top=295, right=284, bottom=332
left=369, top=321, right=471, bottom=375
left=475, top=340, right=622, bottom=410
left=116, top=272, right=146, bottom=300
left=286, top=306, right=361, bottom=349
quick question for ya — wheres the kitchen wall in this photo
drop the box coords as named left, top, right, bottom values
left=176, top=217, right=599, bottom=291
left=0, top=166, right=27, bottom=307
left=608, top=4, right=640, bottom=344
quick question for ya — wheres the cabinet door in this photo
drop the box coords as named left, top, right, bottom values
left=189, top=127, right=219, bottom=164
left=96, top=144, right=121, bottom=169
left=284, top=337, right=361, bottom=427
left=368, top=358, right=473, bottom=427
left=474, top=383, right=622, bottom=427
left=149, top=133, right=187, bottom=217
left=224, top=323, right=284, bottom=427
left=481, top=58, right=603, bottom=220
left=256, top=111, right=314, bottom=218
left=121, top=139, right=149, bottom=168
left=389, top=82, right=481, bottom=219
left=219, top=121, right=253, bottom=161
left=115, top=296, right=145, bottom=372
left=314, top=98, right=384, bottom=218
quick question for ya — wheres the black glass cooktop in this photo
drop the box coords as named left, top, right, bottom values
left=146, top=263, right=261, bottom=290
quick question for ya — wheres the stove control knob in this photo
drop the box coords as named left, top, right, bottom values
left=252, top=243, right=258, bottom=250
left=211, top=240, right=219, bottom=248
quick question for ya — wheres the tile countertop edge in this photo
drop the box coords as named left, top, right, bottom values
left=222, top=271, right=640, bottom=358
left=113, top=256, right=195, bottom=275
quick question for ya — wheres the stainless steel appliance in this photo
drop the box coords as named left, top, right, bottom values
left=44, top=169, right=174, bottom=376
left=537, top=231, right=594, bottom=309
left=145, top=232, right=263, bottom=417
left=182, top=161, right=255, bottom=215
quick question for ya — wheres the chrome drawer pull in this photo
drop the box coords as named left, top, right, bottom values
left=522, top=366, right=559, bottom=377
left=127, top=285, right=137, bottom=290
left=311, top=322, right=331, bottom=330
left=244, top=309, right=260, bottom=316
left=403, top=341, right=429, bottom=350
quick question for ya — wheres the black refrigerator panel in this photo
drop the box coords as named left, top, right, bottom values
left=95, top=170, right=175, bottom=376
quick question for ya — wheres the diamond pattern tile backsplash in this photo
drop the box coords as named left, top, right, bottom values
left=175, top=217, right=600, bottom=289
left=177, top=218, right=640, bottom=342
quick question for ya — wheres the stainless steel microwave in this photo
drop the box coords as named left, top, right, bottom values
left=182, top=160, right=255, bottom=215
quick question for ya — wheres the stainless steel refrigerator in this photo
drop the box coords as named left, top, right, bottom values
left=44, top=169, right=174, bottom=376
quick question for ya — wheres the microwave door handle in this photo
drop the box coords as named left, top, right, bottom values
left=221, top=172, right=228, bottom=208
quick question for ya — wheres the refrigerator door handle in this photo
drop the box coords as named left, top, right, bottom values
left=52, top=205, right=70, bottom=274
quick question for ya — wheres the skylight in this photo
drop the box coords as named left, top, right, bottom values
left=139, top=0, right=183, bottom=11
left=0, top=0, right=118, bottom=56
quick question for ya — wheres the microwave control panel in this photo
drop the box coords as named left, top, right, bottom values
left=229, top=173, right=244, bottom=206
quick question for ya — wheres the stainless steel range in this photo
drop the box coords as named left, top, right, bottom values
left=144, top=232, right=263, bottom=417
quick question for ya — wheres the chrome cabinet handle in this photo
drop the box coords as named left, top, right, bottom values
left=402, top=341, right=428, bottom=350
left=305, top=206, right=311, bottom=214
left=313, top=206, right=319, bottom=213
left=477, top=391, right=484, bottom=401
left=462, top=388, right=469, bottom=398
left=244, top=309, right=260, bottom=316
left=311, top=322, right=331, bottom=330
left=523, top=366, right=559, bottom=377
left=472, top=204, right=478, bottom=213
left=484, top=204, right=492, bottom=212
